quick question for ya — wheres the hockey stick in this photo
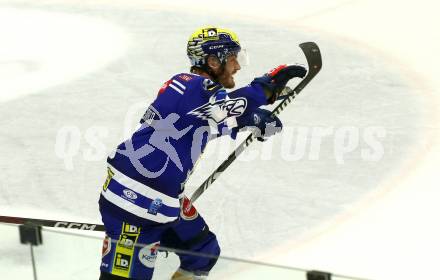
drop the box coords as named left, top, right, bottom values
left=190, top=42, right=322, bottom=202
left=0, top=42, right=321, bottom=232
left=0, top=215, right=105, bottom=231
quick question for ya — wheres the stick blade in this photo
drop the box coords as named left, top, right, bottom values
left=292, top=42, right=322, bottom=93
left=299, top=42, right=322, bottom=75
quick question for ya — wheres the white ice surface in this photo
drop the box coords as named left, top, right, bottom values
left=0, top=0, right=439, bottom=279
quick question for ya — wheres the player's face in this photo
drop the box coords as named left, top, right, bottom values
left=217, top=54, right=241, bottom=89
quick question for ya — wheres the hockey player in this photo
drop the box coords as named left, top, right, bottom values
left=98, top=26, right=307, bottom=280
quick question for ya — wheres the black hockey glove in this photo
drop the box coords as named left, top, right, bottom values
left=235, top=108, right=283, bottom=142
left=252, top=64, right=307, bottom=104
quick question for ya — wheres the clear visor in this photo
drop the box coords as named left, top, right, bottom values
left=226, top=48, right=249, bottom=67
left=237, top=48, right=249, bottom=67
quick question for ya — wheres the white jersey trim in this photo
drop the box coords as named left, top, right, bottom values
left=108, top=164, right=180, bottom=208
left=169, top=84, right=184, bottom=95
left=172, top=79, right=186, bottom=90
left=101, top=189, right=178, bottom=223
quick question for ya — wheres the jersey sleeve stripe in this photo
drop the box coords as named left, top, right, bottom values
left=172, top=79, right=186, bottom=90
left=169, top=83, right=184, bottom=95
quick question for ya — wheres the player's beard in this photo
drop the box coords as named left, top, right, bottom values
left=217, top=67, right=236, bottom=89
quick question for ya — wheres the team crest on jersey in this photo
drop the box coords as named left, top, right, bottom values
left=188, top=97, right=247, bottom=123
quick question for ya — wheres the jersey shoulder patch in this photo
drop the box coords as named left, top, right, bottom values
left=189, top=75, right=223, bottom=93
left=201, top=78, right=222, bottom=91
left=176, top=73, right=194, bottom=82
left=158, top=73, right=223, bottom=97
left=158, top=73, right=194, bottom=96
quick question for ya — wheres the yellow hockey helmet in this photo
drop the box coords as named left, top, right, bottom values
left=187, top=26, right=241, bottom=67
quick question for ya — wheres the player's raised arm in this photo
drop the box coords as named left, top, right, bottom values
left=216, top=64, right=306, bottom=140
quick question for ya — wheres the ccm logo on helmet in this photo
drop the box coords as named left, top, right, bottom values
left=209, top=45, right=224, bottom=50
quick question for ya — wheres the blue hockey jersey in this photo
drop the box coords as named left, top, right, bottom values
left=99, top=73, right=268, bottom=225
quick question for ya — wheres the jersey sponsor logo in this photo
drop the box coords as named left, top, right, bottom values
left=114, top=253, right=131, bottom=271
left=102, top=236, right=112, bottom=258
left=180, top=196, right=198, bottom=221
left=118, top=234, right=137, bottom=249
left=138, top=242, right=160, bottom=268
left=123, top=189, right=138, bottom=200
left=188, top=97, right=247, bottom=123
left=148, top=198, right=163, bottom=215
left=123, top=223, right=140, bottom=234
left=112, top=223, right=140, bottom=277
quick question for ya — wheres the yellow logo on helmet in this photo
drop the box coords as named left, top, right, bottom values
left=202, top=28, right=219, bottom=40
left=188, top=26, right=240, bottom=45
